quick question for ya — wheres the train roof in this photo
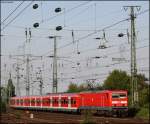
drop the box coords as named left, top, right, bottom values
left=79, top=90, right=127, bottom=93
left=11, top=90, right=127, bottom=99
left=11, top=92, right=80, bottom=99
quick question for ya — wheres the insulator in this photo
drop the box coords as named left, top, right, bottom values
left=33, top=23, right=39, bottom=28
left=72, top=30, right=75, bottom=43
left=95, top=37, right=101, bottom=40
left=95, top=56, right=101, bottom=59
left=33, top=4, right=38, bottom=9
left=55, top=7, right=61, bottom=13
left=103, top=30, right=106, bottom=39
left=25, top=28, right=27, bottom=36
left=86, top=62, right=88, bottom=67
left=56, top=26, right=62, bottom=31
left=29, top=28, right=31, bottom=37
left=118, top=33, right=124, bottom=37
left=77, top=62, right=80, bottom=65
left=127, top=29, right=130, bottom=44
left=77, top=51, right=80, bottom=54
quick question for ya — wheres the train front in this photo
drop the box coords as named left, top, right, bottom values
left=111, top=91, right=128, bottom=116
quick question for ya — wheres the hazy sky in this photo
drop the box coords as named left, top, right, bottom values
left=1, top=1, right=149, bottom=96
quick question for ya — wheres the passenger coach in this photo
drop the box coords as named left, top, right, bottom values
left=10, top=90, right=128, bottom=116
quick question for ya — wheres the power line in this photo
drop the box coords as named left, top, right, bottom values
left=40, top=8, right=148, bottom=57
left=66, top=3, right=93, bottom=26
left=136, top=9, right=149, bottom=16
left=58, top=44, right=149, bottom=72
left=60, top=38, right=148, bottom=57
left=1, top=1, right=34, bottom=31
left=41, top=18, right=130, bottom=57
left=52, top=45, right=149, bottom=74
left=61, top=57, right=149, bottom=75
left=39, top=1, right=91, bottom=24
left=1, top=1, right=24, bottom=24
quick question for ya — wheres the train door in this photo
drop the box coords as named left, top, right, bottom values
left=50, top=96, right=52, bottom=107
left=68, top=96, right=71, bottom=108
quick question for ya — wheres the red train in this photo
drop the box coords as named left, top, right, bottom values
left=10, top=90, right=128, bottom=116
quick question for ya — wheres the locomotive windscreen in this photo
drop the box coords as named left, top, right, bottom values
left=112, top=93, right=126, bottom=98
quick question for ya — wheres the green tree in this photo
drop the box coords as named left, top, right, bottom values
left=67, top=83, right=80, bottom=93
left=0, top=87, right=7, bottom=112
left=6, top=78, right=15, bottom=103
left=78, top=84, right=87, bottom=91
left=103, top=70, right=130, bottom=92
left=1, top=87, right=7, bottom=102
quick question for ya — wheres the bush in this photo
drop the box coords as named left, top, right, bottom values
left=15, top=112, right=21, bottom=119
left=81, top=110, right=96, bottom=124
left=128, top=107, right=140, bottom=117
left=136, top=106, right=149, bottom=119
left=0, top=101, right=6, bottom=113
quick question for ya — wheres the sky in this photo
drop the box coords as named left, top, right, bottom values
left=1, top=1, right=149, bottom=96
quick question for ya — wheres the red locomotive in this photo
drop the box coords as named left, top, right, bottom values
left=10, top=90, right=128, bottom=116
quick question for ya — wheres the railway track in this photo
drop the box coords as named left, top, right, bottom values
left=1, top=108, right=149, bottom=124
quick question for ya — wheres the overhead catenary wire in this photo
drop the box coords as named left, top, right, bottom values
left=39, top=1, right=91, bottom=24
left=1, top=1, right=24, bottom=24
left=1, top=1, right=34, bottom=31
left=61, top=38, right=148, bottom=57
left=60, top=56, right=149, bottom=74
left=136, top=9, right=149, bottom=16
left=53, top=44, right=149, bottom=71
left=40, top=8, right=148, bottom=57
left=41, top=17, right=130, bottom=56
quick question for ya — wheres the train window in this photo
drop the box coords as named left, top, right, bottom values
left=43, top=99, right=46, bottom=104
left=31, top=99, right=35, bottom=103
left=25, top=100, right=28, bottom=104
left=27, top=100, right=30, bottom=104
left=112, top=93, right=126, bottom=98
left=53, top=99, right=58, bottom=104
left=63, top=99, right=65, bottom=104
left=61, top=99, right=63, bottom=104
left=71, top=99, right=76, bottom=104
left=46, top=99, right=49, bottom=104
left=112, top=93, right=119, bottom=98
left=64, top=99, right=68, bottom=104
left=56, top=99, right=58, bottom=104
left=47, top=99, right=51, bottom=104
left=120, top=94, right=126, bottom=98
left=52, top=99, right=55, bottom=104
left=20, top=99, right=23, bottom=104
left=36, top=99, right=41, bottom=104
left=17, top=99, right=19, bottom=104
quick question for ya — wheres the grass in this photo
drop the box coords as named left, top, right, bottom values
left=80, top=110, right=96, bottom=124
left=15, top=112, right=21, bottom=119
left=136, top=107, right=149, bottom=120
